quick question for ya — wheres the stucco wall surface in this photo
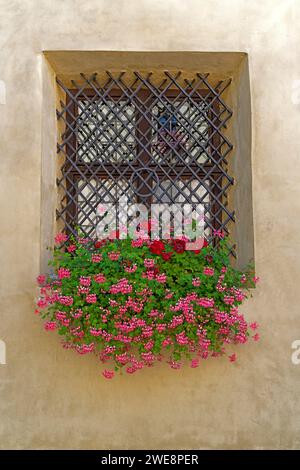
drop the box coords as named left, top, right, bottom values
left=0, top=0, right=300, bottom=449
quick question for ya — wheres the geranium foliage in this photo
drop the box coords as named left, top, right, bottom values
left=35, top=233, right=259, bottom=379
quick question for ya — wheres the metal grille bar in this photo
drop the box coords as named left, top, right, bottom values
left=56, top=71, right=234, bottom=248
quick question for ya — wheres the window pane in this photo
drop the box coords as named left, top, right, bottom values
left=77, top=100, right=136, bottom=163
left=77, top=178, right=135, bottom=238
left=153, top=179, right=211, bottom=237
left=151, top=100, right=210, bottom=164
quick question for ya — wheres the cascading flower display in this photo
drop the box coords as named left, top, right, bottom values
left=35, top=234, right=259, bottom=379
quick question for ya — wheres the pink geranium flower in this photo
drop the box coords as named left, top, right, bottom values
left=144, top=258, right=155, bottom=268
left=203, top=267, right=214, bottom=276
left=86, top=294, right=97, bottom=304
left=102, top=369, right=114, bottom=379
left=44, top=321, right=57, bottom=331
left=37, top=274, right=46, bottom=285
left=190, top=358, right=199, bottom=368
left=80, top=276, right=91, bottom=287
left=124, top=264, right=137, bottom=273
left=192, top=277, right=201, bottom=287
left=156, top=273, right=167, bottom=283
left=54, top=233, right=68, bottom=244
left=58, top=268, right=71, bottom=279
left=228, top=353, right=237, bottom=362
left=94, top=273, right=106, bottom=283
left=108, top=251, right=120, bottom=261
left=92, top=254, right=102, bottom=263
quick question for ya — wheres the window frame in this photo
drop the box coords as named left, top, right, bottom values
left=57, top=73, right=234, bottom=246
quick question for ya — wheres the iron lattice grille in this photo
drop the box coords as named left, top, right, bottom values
left=56, top=71, right=234, bottom=246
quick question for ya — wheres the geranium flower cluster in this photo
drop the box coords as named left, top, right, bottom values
left=35, top=234, right=259, bottom=379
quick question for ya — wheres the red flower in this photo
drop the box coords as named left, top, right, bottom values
left=172, top=239, right=186, bottom=254
left=162, top=252, right=173, bottom=261
left=149, top=240, right=165, bottom=255
left=152, top=266, right=160, bottom=275
left=94, top=240, right=106, bottom=249
left=205, top=254, right=213, bottom=264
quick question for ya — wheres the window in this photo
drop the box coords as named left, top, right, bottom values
left=56, top=71, right=233, bottom=246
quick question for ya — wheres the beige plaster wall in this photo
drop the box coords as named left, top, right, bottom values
left=0, top=0, right=300, bottom=450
